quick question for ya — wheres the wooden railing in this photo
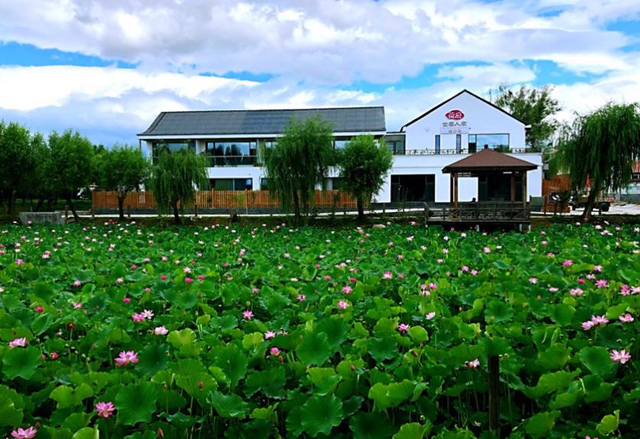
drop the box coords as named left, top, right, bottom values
left=425, top=202, right=531, bottom=223
left=92, top=190, right=358, bottom=210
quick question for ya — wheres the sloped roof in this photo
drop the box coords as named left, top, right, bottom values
left=401, top=89, right=526, bottom=130
left=138, top=107, right=386, bottom=137
left=442, top=148, right=538, bottom=173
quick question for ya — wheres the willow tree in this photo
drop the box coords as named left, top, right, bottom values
left=265, top=117, right=335, bottom=224
left=98, top=145, right=150, bottom=219
left=150, top=148, right=209, bottom=224
left=557, top=102, right=640, bottom=219
left=339, top=135, right=393, bottom=222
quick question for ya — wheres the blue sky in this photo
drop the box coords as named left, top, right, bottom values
left=0, top=0, right=639, bottom=145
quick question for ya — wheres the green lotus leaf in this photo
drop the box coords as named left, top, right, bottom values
left=296, top=331, right=332, bottom=366
left=50, top=384, right=93, bottom=409
left=485, top=300, right=513, bottom=323
left=579, top=346, right=615, bottom=377
left=136, top=343, right=169, bottom=376
left=349, top=412, right=395, bottom=439
left=116, top=383, right=158, bottom=426
left=525, top=411, right=560, bottom=438
left=214, top=344, right=248, bottom=387
left=244, top=368, right=286, bottom=398
left=31, top=313, right=53, bottom=335
left=0, top=385, right=23, bottom=427
left=316, top=317, right=349, bottom=350
left=597, top=410, right=620, bottom=435
left=368, top=336, right=398, bottom=363
left=2, top=346, right=41, bottom=380
left=242, top=332, right=264, bottom=349
left=408, top=326, right=428, bottom=343
left=300, top=395, right=343, bottom=437
left=208, top=390, right=249, bottom=419
left=71, top=427, right=99, bottom=439
left=393, top=422, right=432, bottom=439
left=308, top=367, right=341, bottom=395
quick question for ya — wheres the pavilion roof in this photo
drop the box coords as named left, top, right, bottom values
left=442, top=148, right=538, bottom=173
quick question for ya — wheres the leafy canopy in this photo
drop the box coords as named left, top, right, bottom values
left=48, top=129, right=97, bottom=196
left=494, top=84, right=561, bottom=151
left=98, top=145, right=150, bottom=195
left=264, top=116, right=335, bottom=222
left=338, top=134, right=392, bottom=220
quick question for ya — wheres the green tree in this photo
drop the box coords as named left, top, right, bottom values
left=98, top=145, right=151, bottom=219
left=150, top=148, right=209, bottom=225
left=265, top=117, right=335, bottom=224
left=25, top=133, right=55, bottom=211
left=0, top=122, right=36, bottom=215
left=494, top=84, right=561, bottom=151
left=557, top=102, right=640, bottom=219
left=48, top=130, right=96, bottom=220
left=338, top=135, right=393, bottom=222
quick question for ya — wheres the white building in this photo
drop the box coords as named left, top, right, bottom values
left=138, top=89, right=543, bottom=204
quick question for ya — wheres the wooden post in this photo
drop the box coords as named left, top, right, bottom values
left=127, top=205, right=131, bottom=218
left=194, top=204, right=198, bottom=218
left=489, top=355, right=500, bottom=436
left=510, top=173, right=516, bottom=202
left=522, top=171, right=527, bottom=207
left=65, top=205, right=69, bottom=219
left=91, top=208, right=95, bottom=219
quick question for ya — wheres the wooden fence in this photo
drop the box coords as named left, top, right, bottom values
left=92, top=190, right=358, bottom=210
left=542, top=175, right=572, bottom=213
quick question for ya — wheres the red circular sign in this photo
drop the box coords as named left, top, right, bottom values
left=445, top=109, right=465, bottom=120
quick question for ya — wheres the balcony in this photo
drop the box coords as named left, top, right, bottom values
left=205, top=155, right=258, bottom=167
left=397, top=148, right=539, bottom=156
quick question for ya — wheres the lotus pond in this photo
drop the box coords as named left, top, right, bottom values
left=0, top=221, right=638, bottom=439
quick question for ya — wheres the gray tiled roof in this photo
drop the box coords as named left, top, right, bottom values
left=139, top=107, right=386, bottom=137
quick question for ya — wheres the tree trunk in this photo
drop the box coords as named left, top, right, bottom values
left=118, top=196, right=126, bottom=220
left=35, top=197, right=44, bottom=212
left=7, top=190, right=16, bottom=215
left=292, top=192, right=301, bottom=226
left=357, top=195, right=365, bottom=222
left=172, top=199, right=181, bottom=225
left=582, top=187, right=599, bottom=220
left=66, top=194, right=79, bottom=220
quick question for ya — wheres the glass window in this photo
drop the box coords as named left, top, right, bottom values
left=207, top=141, right=257, bottom=157
left=260, top=178, right=269, bottom=190
left=387, top=140, right=405, bottom=155
left=211, top=178, right=253, bottom=191
left=456, top=134, right=462, bottom=153
left=435, top=135, right=441, bottom=154
left=468, top=134, right=509, bottom=152
left=334, top=139, right=350, bottom=149
left=152, top=141, right=195, bottom=161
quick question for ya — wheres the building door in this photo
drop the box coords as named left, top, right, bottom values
left=391, top=175, right=435, bottom=202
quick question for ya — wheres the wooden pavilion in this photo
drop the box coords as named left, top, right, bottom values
left=427, top=148, right=538, bottom=226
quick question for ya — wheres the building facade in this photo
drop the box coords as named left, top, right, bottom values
left=138, top=90, right=543, bottom=204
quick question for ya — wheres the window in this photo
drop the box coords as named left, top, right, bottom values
left=210, top=178, right=253, bottom=191
left=456, top=134, right=462, bottom=154
left=387, top=140, right=405, bottom=155
left=334, top=139, right=350, bottom=149
left=435, top=135, right=441, bottom=154
left=152, top=141, right=195, bottom=162
left=260, top=178, right=269, bottom=190
left=468, top=134, right=509, bottom=152
left=205, top=141, right=257, bottom=166
left=391, top=175, right=435, bottom=202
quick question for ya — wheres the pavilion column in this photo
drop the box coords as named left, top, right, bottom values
left=450, top=174, right=454, bottom=204
left=453, top=173, right=459, bottom=208
left=510, top=173, right=516, bottom=203
left=522, top=171, right=527, bottom=207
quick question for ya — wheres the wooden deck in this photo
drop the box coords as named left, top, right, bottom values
left=425, top=202, right=531, bottom=224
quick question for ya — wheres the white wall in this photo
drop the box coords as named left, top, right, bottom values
left=403, top=91, right=526, bottom=152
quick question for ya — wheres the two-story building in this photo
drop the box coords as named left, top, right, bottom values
left=137, top=89, right=543, bottom=204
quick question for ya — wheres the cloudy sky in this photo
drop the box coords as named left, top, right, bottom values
left=0, top=0, right=639, bottom=145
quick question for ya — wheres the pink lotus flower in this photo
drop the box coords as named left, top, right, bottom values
left=116, top=278, right=123, bottom=284
left=529, top=278, right=538, bottom=284
left=342, top=286, right=353, bottom=295
left=577, top=278, right=585, bottom=284
left=570, top=288, right=584, bottom=296
left=337, top=300, right=349, bottom=310
left=15, top=259, right=24, bottom=266
left=591, top=315, right=609, bottom=325
left=160, top=275, right=167, bottom=280
left=50, top=352, right=59, bottom=360
left=593, top=265, right=603, bottom=272
left=72, top=302, right=82, bottom=309
left=398, top=323, right=410, bottom=333
left=141, top=309, right=154, bottom=320
left=548, top=287, right=559, bottom=292
left=595, top=279, right=608, bottom=288
left=132, top=313, right=145, bottom=322
left=73, top=280, right=82, bottom=287
left=582, top=321, right=595, bottom=331
left=9, top=338, right=26, bottom=348
left=428, top=282, right=437, bottom=290
left=562, top=260, right=573, bottom=267
left=122, top=297, right=131, bottom=303
left=242, top=310, right=254, bottom=320
left=270, top=347, right=281, bottom=356
left=349, top=277, right=356, bottom=283
left=610, top=349, right=631, bottom=364
left=184, top=277, right=193, bottom=284
left=620, top=284, right=630, bottom=296
left=11, top=426, right=37, bottom=439
left=425, top=312, right=436, bottom=320
left=154, top=326, right=169, bottom=335
left=297, top=294, right=306, bottom=302
left=619, top=313, right=634, bottom=323
left=115, top=351, right=139, bottom=367
left=483, top=247, right=491, bottom=254
left=35, top=306, right=44, bottom=313
left=264, top=331, right=276, bottom=339
left=95, top=401, right=116, bottom=418
left=382, top=271, right=393, bottom=279
left=465, top=359, right=480, bottom=369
